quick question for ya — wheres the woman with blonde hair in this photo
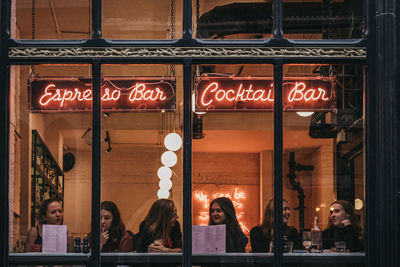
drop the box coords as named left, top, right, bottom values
left=135, top=199, right=182, bottom=252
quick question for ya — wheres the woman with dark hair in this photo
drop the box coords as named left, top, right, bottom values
left=25, top=198, right=73, bottom=252
left=322, top=200, right=363, bottom=252
left=250, top=199, right=300, bottom=252
left=88, top=201, right=133, bottom=252
left=135, top=199, right=182, bottom=252
left=208, top=197, right=248, bottom=252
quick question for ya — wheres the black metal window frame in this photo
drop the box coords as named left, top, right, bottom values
left=1, top=0, right=399, bottom=266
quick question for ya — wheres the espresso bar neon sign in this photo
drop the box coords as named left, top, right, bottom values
left=195, top=77, right=336, bottom=111
left=29, top=77, right=176, bottom=112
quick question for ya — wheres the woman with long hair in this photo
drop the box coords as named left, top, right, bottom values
left=25, top=198, right=73, bottom=252
left=322, top=200, right=363, bottom=252
left=250, top=199, right=300, bottom=252
left=208, top=197, right=248, bottom=252
left=135, top=199, right=182, bottom=252
left=88, top=201, right=133, bottom=252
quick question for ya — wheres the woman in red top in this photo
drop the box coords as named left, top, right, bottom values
left=89, top=201, right=133, bottom=252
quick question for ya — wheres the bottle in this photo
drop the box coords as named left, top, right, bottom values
left=74, top=236, right=81, bottom=253
left=82, top=236, right=90, bottom=253
left=311, top=216, right=322, bottom=253
left=283, top=235, right=289, bottom=253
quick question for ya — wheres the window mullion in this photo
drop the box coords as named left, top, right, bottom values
left=182, top=59, right=193, bottom=267
left=92, top=0, right=102, bottom=39
left=183, top=0, right=192, bottom=40
left=91, top=60, right=101, bottom=267
left=273, top=59, right=283, bottom=267
left=273, top=0, right=283, bottom=39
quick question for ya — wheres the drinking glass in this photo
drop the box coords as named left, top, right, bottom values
left=335, top=241, right=346, bottom=253
left=302, top=231, right=312, bottom=252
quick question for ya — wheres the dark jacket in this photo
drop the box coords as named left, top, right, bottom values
left=250, top=225, right=301, bottom=252
left=226, top=230, right=248, bottom=252
left=322, top=225, right=363, bottom=252
left=135, top=220, right=182, bottom=252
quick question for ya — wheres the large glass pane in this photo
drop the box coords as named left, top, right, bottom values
left=14, top=0, right=91, bottom=40
left=192, top=64, right=274, bottom=265
left=283, top=0, right=365, bottom=39
left=102, top=0, right=183, bottom=39
left=282, top=64, right=365, bottom=258
left=99, top=65, right=183, bottom=263
left=9, top=65, right=92, bottom=255
left=194, top=0, right=273, bottom=39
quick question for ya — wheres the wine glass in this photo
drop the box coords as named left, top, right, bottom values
left=302, top=230, right=312, bottom=252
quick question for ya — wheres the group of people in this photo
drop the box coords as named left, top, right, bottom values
left=24, top=197, right=363, bottom=253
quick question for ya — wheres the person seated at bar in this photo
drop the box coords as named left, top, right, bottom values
left=250, top=199, right=300, bottom=252
left=135, top=199, right=182, bottom=252
left=209, top=197, right=248, bottom=252
left=322, top=200, right=363, bottom=252
left=88, top=201, right=134, bottom=252
left=25, top=198, right=73, bottom=252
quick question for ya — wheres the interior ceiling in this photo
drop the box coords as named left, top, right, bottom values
left=15, top=0, right=326, bottom=40
left=52, top=111, right=327, bottom=152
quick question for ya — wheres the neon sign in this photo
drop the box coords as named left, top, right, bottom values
left=193, top=188, right=250, bottom=234
left=29, top=77, right=175, bottom=112
left=195, top=77, right=336, bottom=111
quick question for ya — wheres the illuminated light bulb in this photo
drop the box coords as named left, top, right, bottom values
left=157, top=166, right=172, bottom=180
left=157, top=189, right=170, bottom=199
left=192, top=92, right=206, bottom=115
left=296, top=111, right=314, bottom=117
left=354, top=198, right=363, bottom=210
left=161, top=151, right=178, bottom=167
left=315, top=207, right=320, bottom=212
left=159, top=179, right=172, bottom=191
left=164, top=133, right=182, bottom=151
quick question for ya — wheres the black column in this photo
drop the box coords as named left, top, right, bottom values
left=367, top=0, right=398, bottom=266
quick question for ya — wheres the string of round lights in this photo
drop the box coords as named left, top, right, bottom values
left=157, top=132, right=182, bottom=199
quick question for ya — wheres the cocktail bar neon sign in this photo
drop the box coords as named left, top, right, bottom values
left=29, top=77, right=176, bottom=112
left=195, top=77, right=336, bottom=111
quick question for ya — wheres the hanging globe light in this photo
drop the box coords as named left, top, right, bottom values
left=159, top=179, right=173, bottom=191
left=296, top=111, right=314, bottom=117
left=161, top=151, right=178, bottom=167
left=157, top=166, right=172, bottom=180
left=157, top=188, right=170, bottom=199
left=164, top=133, right=182, bottom=151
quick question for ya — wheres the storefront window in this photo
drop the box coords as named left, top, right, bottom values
left=282, top=64, right=365, bottom=257
left=192, top=64, right=274, bottom=263
left=99, top=65, right=183, bottom=260
left=14, top=0, right=91, bottom=40
left=102, top=0, right=183, bottom=39
left=9, top=65, right=92, bottom=254
left=283, top=0, right=365, bottom=39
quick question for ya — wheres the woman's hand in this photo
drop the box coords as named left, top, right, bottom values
left=148, top=239, right=169, bottom=252
left=339, top=219, right=351, bottom=228
left=100, top=226, right=110, bottom=249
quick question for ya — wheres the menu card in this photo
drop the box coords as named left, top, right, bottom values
left=42, top=224, right=67, bottom=253
left=192, top=225, right=226, bottom=253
